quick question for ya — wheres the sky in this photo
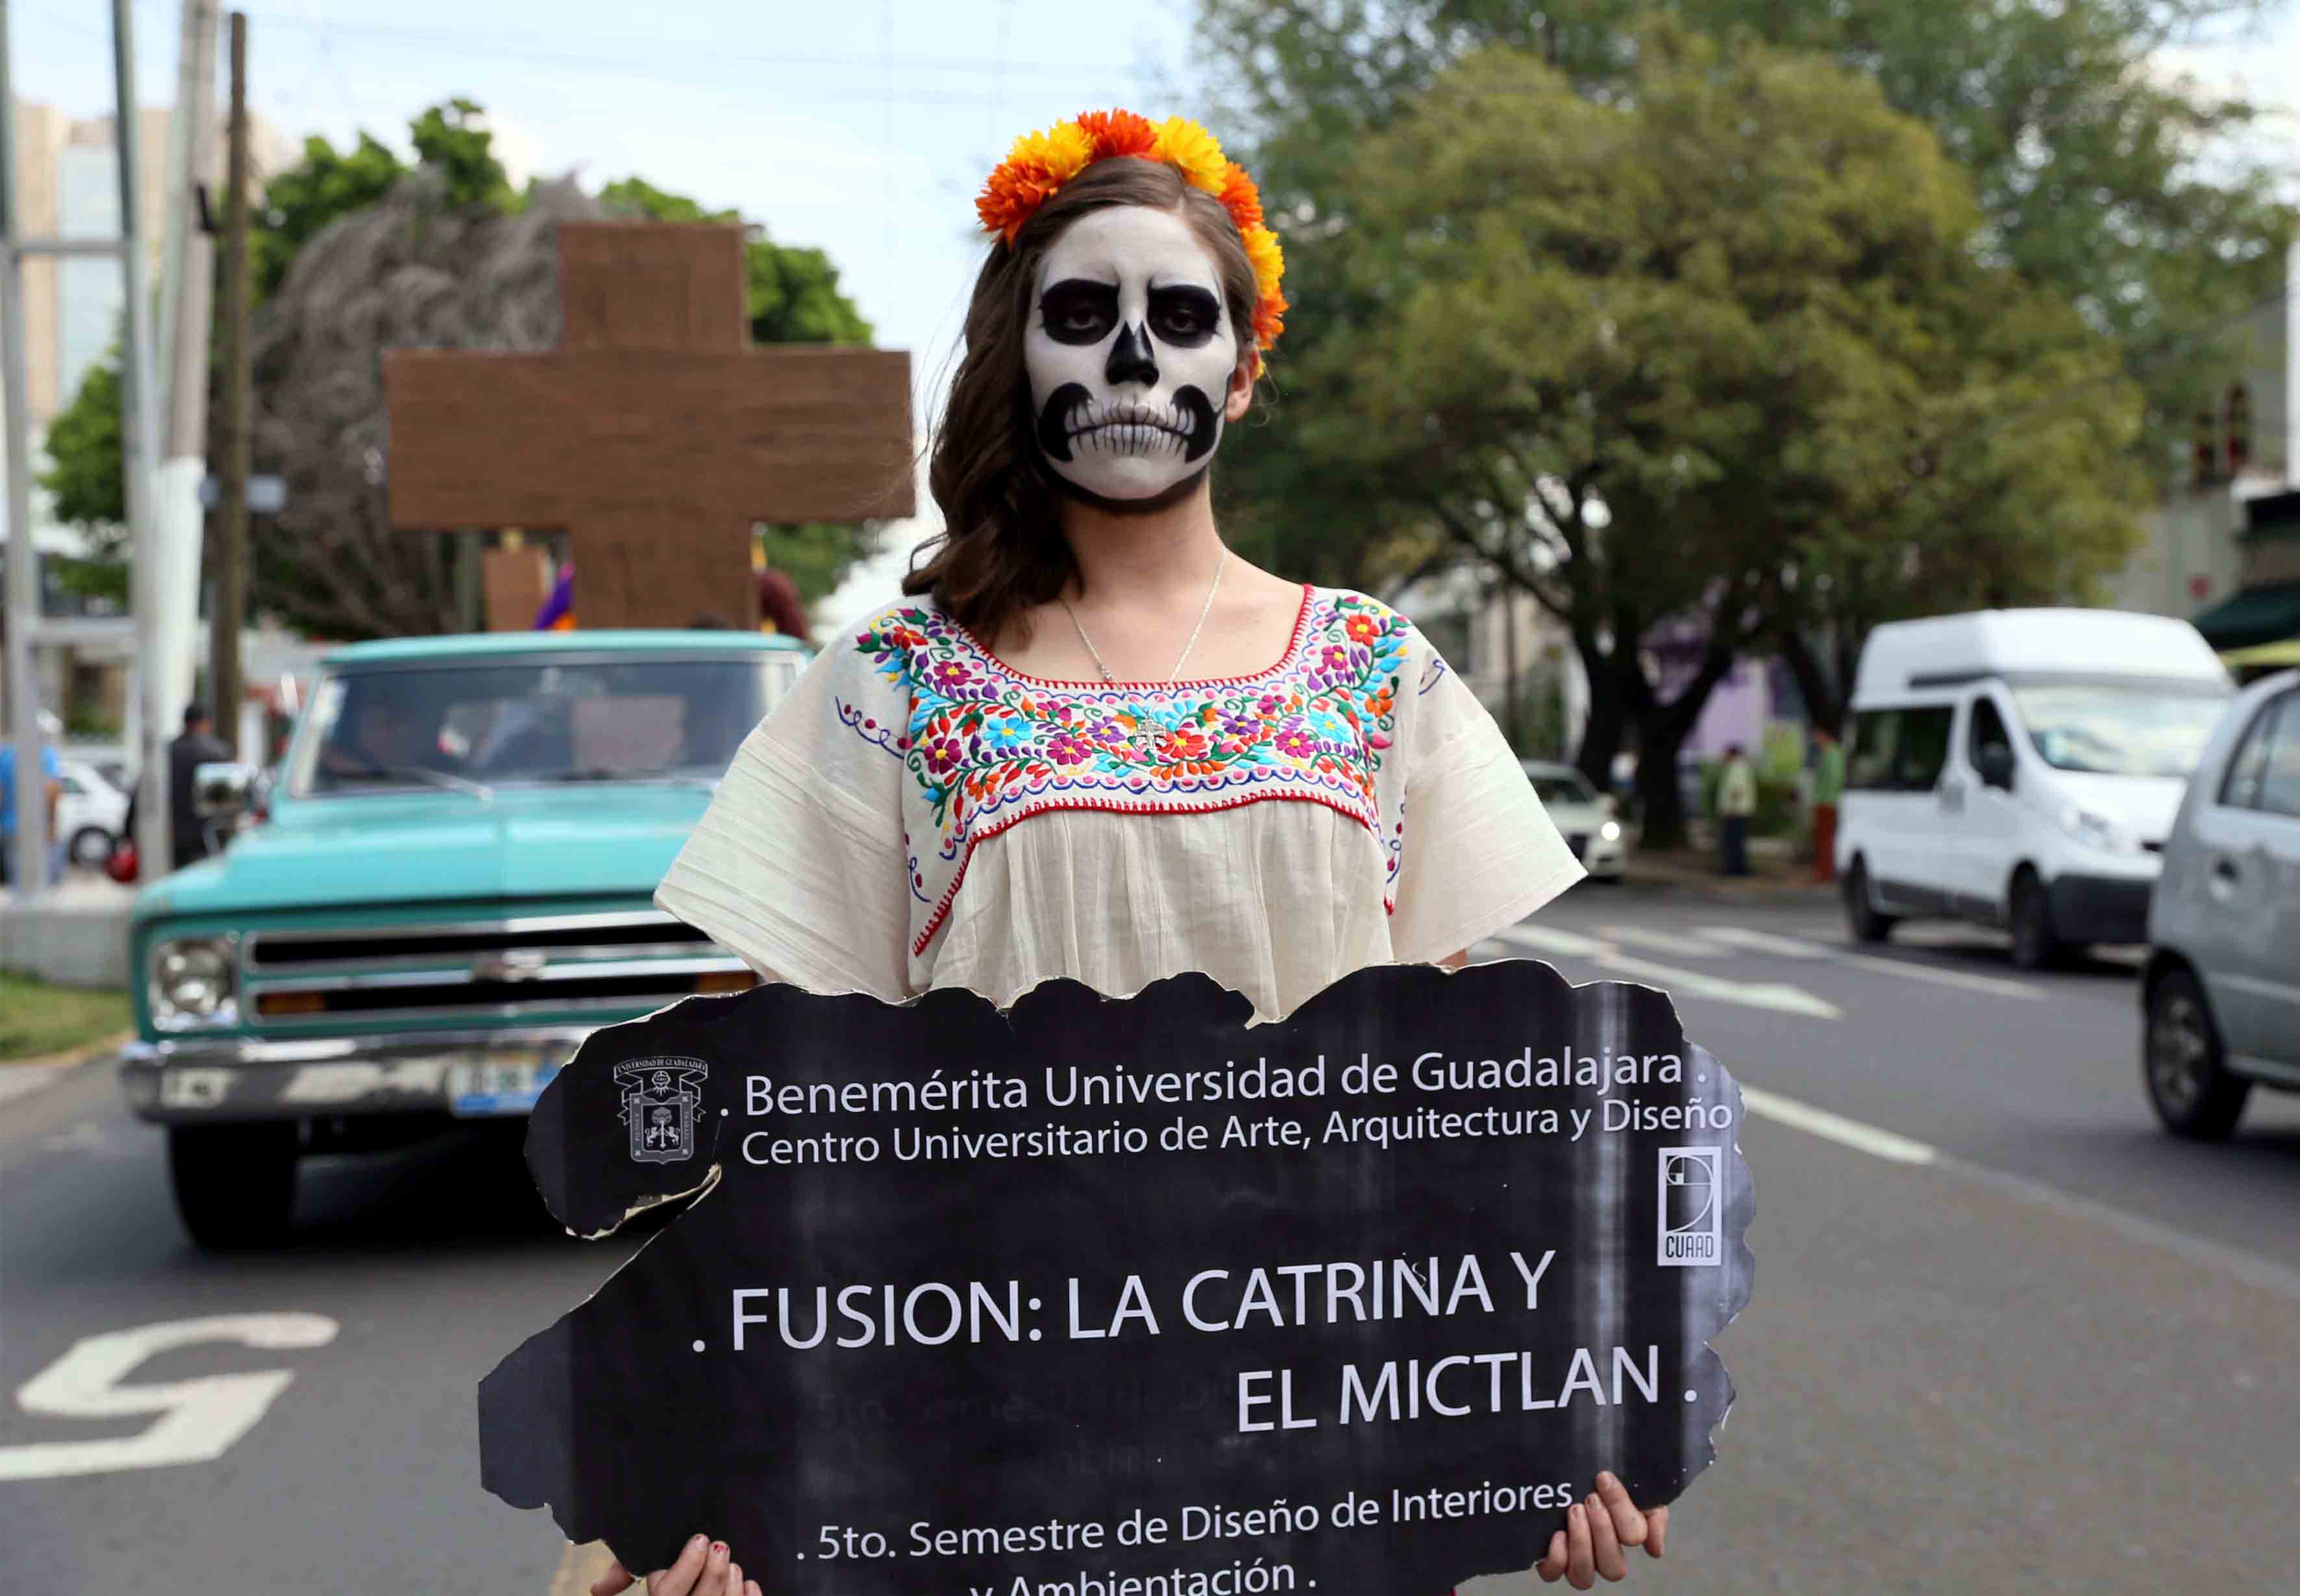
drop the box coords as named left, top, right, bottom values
left=14, top=0, right=2300, bottom=625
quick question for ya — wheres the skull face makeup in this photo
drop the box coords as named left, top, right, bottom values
left=1024, top=205, right=1243, bottom=509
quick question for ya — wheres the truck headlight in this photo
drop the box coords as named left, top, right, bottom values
left=2057, top=804, right=2133, bottom=855
left=150, top=935, right=240, bottom=1029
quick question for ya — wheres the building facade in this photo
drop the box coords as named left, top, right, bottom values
left=2108, top=240, right=2299, bottom=622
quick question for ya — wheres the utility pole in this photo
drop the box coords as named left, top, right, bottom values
left=112, top=0, right=167, bottom=883
left=210, top=10, right=249, bottom=748
left=3, top=1, right=159, bottom=895
left=2, top=0, right=51, bottom=898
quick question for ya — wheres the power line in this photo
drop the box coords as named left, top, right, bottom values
left=219, top=6, right=1142, bottom=86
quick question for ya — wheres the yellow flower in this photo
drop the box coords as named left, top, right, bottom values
left=1242, top=225, right=1285, bottom=299
left=1010, top=119, right=1094, bottom=184
left=1149, top=116, right=1228, bottom=193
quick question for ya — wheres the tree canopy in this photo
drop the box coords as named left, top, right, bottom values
left=1194, top=0, right=2292, bottom=810
left=1279, top=28, right=2152, bottom=842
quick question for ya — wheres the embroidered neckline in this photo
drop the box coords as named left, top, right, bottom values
left=848, top=587, right=1414, bottom=958
left=948, top=583, right=1317, bottom=689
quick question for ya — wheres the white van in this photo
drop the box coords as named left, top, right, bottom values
left=1836, top=609, right=2232, bottom=967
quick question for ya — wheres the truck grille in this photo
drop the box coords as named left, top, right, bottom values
left=241, top=910, right=750, bottom=1024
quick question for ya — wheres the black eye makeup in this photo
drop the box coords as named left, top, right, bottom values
left=1148, top=285, right=1222, bottom=347
left=1040, top=279, right=1119, bottom=345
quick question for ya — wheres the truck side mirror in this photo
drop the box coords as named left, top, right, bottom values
left=192, top=761, right=262, bottom=821
left=1975, top=743, right=2016, bottom=791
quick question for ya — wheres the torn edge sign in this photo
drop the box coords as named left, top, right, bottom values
left=478, top=959, right=1753, bottom=1594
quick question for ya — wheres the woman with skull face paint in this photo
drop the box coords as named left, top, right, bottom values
left=634, top=112, right=1655, bottom=1596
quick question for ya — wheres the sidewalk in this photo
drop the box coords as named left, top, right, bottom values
left=1618, top=831, right=1838, bottom=902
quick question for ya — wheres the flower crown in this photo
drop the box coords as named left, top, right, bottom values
left=976, top=109, right=1286, bottom=369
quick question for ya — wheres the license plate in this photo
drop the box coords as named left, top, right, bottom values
left=447, top=1055, right=560, bottom=1117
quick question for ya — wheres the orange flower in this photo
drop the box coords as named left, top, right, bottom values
left=1218, top=163, right=1265, bottom=232
left=1076, top=108, right=1159, bottom=160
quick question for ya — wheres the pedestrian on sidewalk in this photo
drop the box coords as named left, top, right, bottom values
left=1811, top=726, right=1844, bottom=884
left=0, top=713, right=64, bottom=889
left=1716, top=743, right=1756, bottom=878
left=123, top=704, right=236, bottom=872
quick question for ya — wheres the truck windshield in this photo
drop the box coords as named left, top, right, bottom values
left=2009, top=683, right=2230, bottom=778
left=288, top=655, right=791, bottom=797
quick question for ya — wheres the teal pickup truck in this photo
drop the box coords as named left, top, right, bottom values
left=118, top=628, right=807, bottom=1248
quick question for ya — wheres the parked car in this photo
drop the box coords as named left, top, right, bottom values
left=2140, top=669, right=2300, bottom=1140
left=1836, top=609, right=2232, bottom=968
left=117, top=628, right=810, bottom=1248
left=1522, top=759, right=1627, bottom=880
left=56, top=759, right=129, bottom=866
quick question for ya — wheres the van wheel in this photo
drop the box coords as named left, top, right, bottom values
left=2144, top=968, right=2249, bottom=1140
left=169, top=1123, right=299, bottom=1250
left=1843, top=858, right=1895, bottom=942
left=68, top=826, right=115, bottom=866
left=2007, top=869, right=2064, bottom=970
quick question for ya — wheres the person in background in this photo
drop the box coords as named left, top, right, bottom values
left=1811, top=726, right=1844, bottom=884
left=1716, top=743, right=1756, bottom=878
left=126, top=704, right=236, bottom=870
left=0, top=714, right=64, bottom=888
left=756, top=568, right=810, bottom=645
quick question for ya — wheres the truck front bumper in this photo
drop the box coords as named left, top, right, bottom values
left=119, top=1026, right=596, bottom=1125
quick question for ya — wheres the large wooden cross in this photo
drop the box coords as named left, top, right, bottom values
left=384, top=221, right=913, bottom=630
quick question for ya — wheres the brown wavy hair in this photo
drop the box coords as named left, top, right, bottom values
left=904, top=158, right=1263, bottom=644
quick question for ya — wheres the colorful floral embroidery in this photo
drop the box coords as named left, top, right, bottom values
left=850, top=588, right=1415, bottom=954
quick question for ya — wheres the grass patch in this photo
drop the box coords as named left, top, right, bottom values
left=0, top=974, right=131, bottom=1062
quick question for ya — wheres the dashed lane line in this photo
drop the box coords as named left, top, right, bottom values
left=1736, top=1084, right=1938, bottom=1165
left=1694, top=924, right=2047, bottom=1000
left=1596, top=923, right=1727, bottom=959
left=1692, top=925, right=1836, bottom=960
left=1494, top=927, right=1843, bottom=1021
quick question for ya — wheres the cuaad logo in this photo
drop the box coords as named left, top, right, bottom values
left=1657, top=1146, right=1720, bottom=1267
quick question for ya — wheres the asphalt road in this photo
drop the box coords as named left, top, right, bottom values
left=3, top=881, right=2296, bottom=1595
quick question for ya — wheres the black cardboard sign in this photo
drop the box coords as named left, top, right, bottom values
left=480, top=960, right=1753, bottom=1594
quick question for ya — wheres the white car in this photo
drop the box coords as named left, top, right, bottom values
left=1522, top=759, right=1626, bottom=880
left=56, top=759, right=128, bottom=867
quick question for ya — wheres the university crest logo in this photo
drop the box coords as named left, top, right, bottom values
left=615, top=1057, right=709, bottom=1164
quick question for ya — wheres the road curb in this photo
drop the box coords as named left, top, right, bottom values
left=0, top=1028, right=133, bottom=1072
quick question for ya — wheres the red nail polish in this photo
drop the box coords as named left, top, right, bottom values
left=712, top=1542, right=728, bottom=1556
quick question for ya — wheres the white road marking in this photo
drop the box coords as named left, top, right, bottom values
left=0, top=1313, right=339, bottom=1482
left=1694, top=926, right=1836, bottom=959
left=1833, top=950, right=2045, bottom=1001
left=1696, top=924, right=2046, bottom=1000
left=1738, top=1085, right=1940, bottom=1165
left=1495, top=924, right=1609, bottom=959
left=1598, top=924, right=1724, bottom=959
left=1598, top=952, right=1844, bottom=1020
left=1496, top=929, right=1843, bottom=1020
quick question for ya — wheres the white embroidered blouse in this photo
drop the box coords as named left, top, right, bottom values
left=654, top=584, right=1583, bottom=1022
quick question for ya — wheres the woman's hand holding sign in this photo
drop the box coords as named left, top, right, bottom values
left=590, top=1534, right=757, bottom=1596
left=1533, top=1473, right=1667, bottom=1588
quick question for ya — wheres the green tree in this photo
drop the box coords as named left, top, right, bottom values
left=1304, top=33, right=2149, bottom=846
left=43, top=98, right=505, bottom=556
left=1195, top=0, right=2294, bottom=748
left=251, top=130, right=405, bottom=302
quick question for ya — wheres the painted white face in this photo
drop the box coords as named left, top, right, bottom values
left=1024, top=205, right=1241, bottom=504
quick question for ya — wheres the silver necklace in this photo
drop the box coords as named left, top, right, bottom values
left=1059, top=549, right=1228, bottom=687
